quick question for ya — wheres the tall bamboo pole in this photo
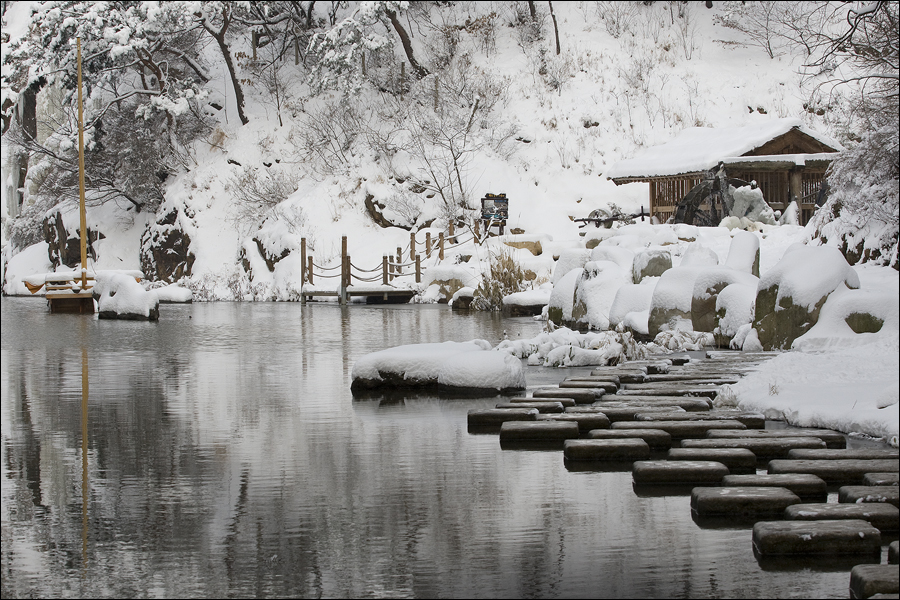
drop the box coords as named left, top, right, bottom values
left=77, top=38, right=88, bottom=287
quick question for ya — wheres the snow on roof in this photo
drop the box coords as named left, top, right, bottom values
left=606, top=118, right=842, bottom=181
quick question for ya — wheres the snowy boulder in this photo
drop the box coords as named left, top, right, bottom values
left=691, top=268, right=759, bottom=333
left=552, top=249, right=592, bottom=284
left=791, top=282, right=899, bottom=351
left=753, top=244, right=860, bottom=350
left=571, top=261, right=628, bottom=330
left=608, top=281, right=657, bottom=337
left=730, top=184, right=776, bottom=225
left=680, top=242, right=719, bottom=268
left=547, top=268, right=583, bottom=328
left=502, top=284, right=552, bottom=316
left=350, top=340, right=525, bottom=394
left=724, top=230, right=761, bottom=277
left=647, top=267, right=705, bottom=337
left=501, top=233, right=550, bottom=256
left=94, top=272, right=160, bottom=321
left=421, top=264, right=475, bottom=303
left=633, top=249, right=672, bottom=283
left=450, top=286, right=476, bottom=310
left=715, top=282, right=758, bottom=346
left=590, top=246, right=635, bottom=272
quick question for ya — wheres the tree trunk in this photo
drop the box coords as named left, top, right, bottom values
left=385, top=9, right=429, bottom=79
left=200, top=7, right=249, bottom=125
left=548, top=1, right=560, bottom=55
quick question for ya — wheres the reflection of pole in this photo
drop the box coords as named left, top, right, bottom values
left=81, top=345, right=89, bottom=575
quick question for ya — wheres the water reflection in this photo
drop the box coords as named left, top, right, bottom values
left=2, top=298, right=859, bottom=598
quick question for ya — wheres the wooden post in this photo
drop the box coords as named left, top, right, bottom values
left=474, top=220, right=480, bottom=240
left=340, top=236, right=348, bottom=305
left=415, top=254, right=421, bottom=283
left=252, top=32, right=258, bottom=61
left=396, top=247, right=402, bottom=275
left=77, top=38, right=87, bottom=288
left=449, top=221, right=455, bottom=244
left=410, top=232, right=415, bottom=261
left=301, top=237, right=307, bottom=283
left=382, top=255, right=388, bottom=285
left=425, top=232, right=432, bottom=258
left=439, top=232, right=445, bottom=260
left=307, top=256, right=314, bottom=284
left=295, top=38, right=299, bottom=65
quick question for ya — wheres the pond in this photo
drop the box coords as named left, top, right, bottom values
left=1, top=297, right=859, bottom=598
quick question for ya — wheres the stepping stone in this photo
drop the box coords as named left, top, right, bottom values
left=850, top=564, right=899, bottom=599
left=495, top=401, right=564, bottom=414
left=706, top=428, right=847, bottom=449
left=632, top=460, right=729, bottom=485
left=532, top=388, right=596, bottom=404
left=468, top=408, right=538, bottom=428
left=668, top=447, right=757, bottom=474
left=890, top=540, right=899, bottom=564
left=589, top=428, right=673, bottom=450
left=558, top=380, right=618, bottom=394
left=646, top=362, right=671, bottom=374
left=538, top=412, right=610, bottom=432
left=645, top=375, right=740, bottom=384
left=786, top=448, right=899, bottom=460
left=681, top=437, right=827, bottom=459
left=785, top=503, right=899, bottom=532
left=768, top=459, right=900, bottom=485
left=669, top=355, right=690, bottom=366
left=864, top=472, right=899, bottom=486
left=612, top=420, right=746, bottom=439
left=564, top=375, right=620, bottom=385
left=752, top=519, right=881, bottom=556
left=839, top=486, right=900, bottom=508
left=564, top=438, right=650, bottom=461
left=599, top=395, right=712, bottom=411
left=499, top=421, right=580, bottom=442
left=616, top=373, right=650, bottom=384
left=615, top=387, right=719, bottom=399
left=577, top=406, right=683, bottom=423
left=691, top=486, right=801, bottom=516
left=510, top=396, right=576, bottom=407
left=636, top=412, right=764, bottom=428
left=722, top=474, right=827, bottom=501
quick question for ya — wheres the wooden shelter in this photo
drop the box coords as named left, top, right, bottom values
left=606, top=119, right=841, bottom=225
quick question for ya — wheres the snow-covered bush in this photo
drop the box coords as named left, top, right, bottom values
left=473, top=247, right=526, bottom=311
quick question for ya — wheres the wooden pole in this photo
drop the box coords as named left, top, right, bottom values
left=295, top=38, right=299, bottom=65
left=474, top=220, right=480, bottom=240
left=439, top=232, right=444, bottom=260
left=449, top=221, right=455, bottom=244
left=307, top=256, right=314, bottom=284
left=415, top=254, right=421, bottom=283
left=252, top=32, right=257, bottom=60
left=341, top=235, right=348, bottom=305
left=425, top=232, right=431, bottom=258
left=77, top=38, right=87, bottom=288
left=301, top=237, right=307, bottom=283
left=382, top=255, right=388, bottom=285
left=410, top=232, right=415, bottom=261
left=396, top=247, right=402, bottom=275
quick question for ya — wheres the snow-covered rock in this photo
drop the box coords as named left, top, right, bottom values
left=94, top=272, right=160, bottom=320
left=552, top=249, right=592, bottom=285
left=730, top=184, right=776, bottom=224
left=647, top=266, right=705, bottom=337
left=690, top=267, right=759, bottom=332
left=609, top=280, right=657, bottom=336
left=350, top=340, right=525, bottom=393
left=571, top=260, right=628, bottom=330
left=547, top=267, right=583, bottom=327
left=753, top=244, right=860, bottom=349
left=633, top=249, right=672, bottom=283
left=715, top=282, right=758, bottom=345
left=680, top=242, right=719, bottom=267
left=590, top=245, right=636, bottom=272
left=724, top=230, right=761, bottom=277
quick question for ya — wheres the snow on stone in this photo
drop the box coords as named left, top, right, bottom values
left=94, top=272, right=159, bottom=319
left=496, top=327, right=656, bottom=367
left=548, top=267, right=582, bottom=323
left=730, top=185, right=776, bottom=224
left=759, top=244, right=860, bottom=311
left=590, top=245, right=636, bottom=272
left=680, top=242, right=719, bottom=267
left=724, top=230, right=761, bottom=275
left=351, top=340, right=525, bottom=392
left=502, top=285, right=551, bottom=307
left=716, top=282, right=758, bottom=340
left=552, top=249, right=592, bottom=284
left=573, top=260, right=628, bottom=330
left=648, top=266, right=706, bottom=333
left=609, top=281, right=657, bottom=334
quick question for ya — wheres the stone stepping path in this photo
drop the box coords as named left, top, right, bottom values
left=849, top=564, right=899, bottom=599
left=476, top=350, right=898, bottom=588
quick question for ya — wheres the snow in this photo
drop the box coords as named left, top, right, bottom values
left=724, top=230, right=760, bottom=274
left=758, top=244, right=860, bottom=311
left=93, top=271, right=159, bottom=318
left=351, top=340, right=525, bottom=391
left=502, top=286, right=551, bottom=307
left=609, top=281, right=657, bottom=334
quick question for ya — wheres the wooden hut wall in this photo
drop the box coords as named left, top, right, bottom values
left=650, top=175, right=702, bottom=219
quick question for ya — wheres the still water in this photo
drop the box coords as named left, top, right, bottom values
left=1, top=297, right=856, bottom=598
